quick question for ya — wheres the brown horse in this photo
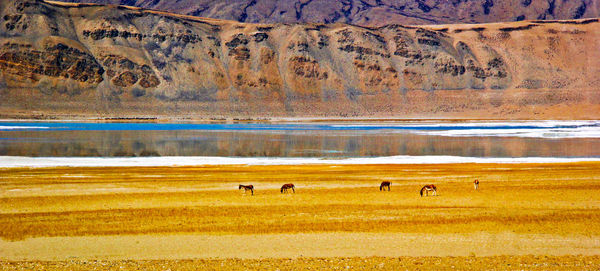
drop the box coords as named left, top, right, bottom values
left=474, top=179, right=479, bottom=190
left=281, top=183, right=295, bottom=193
left=380, top=181, right=391, bottom=191
left=239, top=184, right=254, bottom=195
left=420, top=184, right=437, bottom=197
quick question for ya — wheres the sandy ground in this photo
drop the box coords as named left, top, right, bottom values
left=1, top=232, right=599, bottom=260
left=0, top=163, right=599, bottom=268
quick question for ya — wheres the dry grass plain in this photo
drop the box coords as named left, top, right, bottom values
left=2, top=256, right=600, bottom=270
left=1, top=163, right=599, bottom=269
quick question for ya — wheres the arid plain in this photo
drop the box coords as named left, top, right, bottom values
left=1, top=162, right=599, bottom=269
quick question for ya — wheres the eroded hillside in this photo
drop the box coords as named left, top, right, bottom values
left=54, top=0, right=600, bottom=26
left=0, top=0, right=599, bottom=119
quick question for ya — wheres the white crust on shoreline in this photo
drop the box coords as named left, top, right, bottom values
left=1, top=156, right=600, bottom=168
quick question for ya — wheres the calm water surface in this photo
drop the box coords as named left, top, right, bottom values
left=1, top=121, right=599, bottom=158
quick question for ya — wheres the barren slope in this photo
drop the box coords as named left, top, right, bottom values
left=0, top=0, right=599, bottom=119
left=53, top=0, right=600, bottom=26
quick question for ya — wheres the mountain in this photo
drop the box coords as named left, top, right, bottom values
left=51, top=0, right=599, bottom=26
left=1, top=0, right=599, bottom=119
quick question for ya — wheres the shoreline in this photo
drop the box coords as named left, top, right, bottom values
left=2, top=155, right=600, bottom=168
left=2, top=116, right=600, bottom=123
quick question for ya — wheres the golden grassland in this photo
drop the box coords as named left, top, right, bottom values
left=0, top=163, right=599, bottom=266
left=2, top=163, right=600, bottom=239
left=2, top=256, right=600, bottom=270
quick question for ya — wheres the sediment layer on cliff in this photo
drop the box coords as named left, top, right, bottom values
left=0, top=0, right=599, bottom=119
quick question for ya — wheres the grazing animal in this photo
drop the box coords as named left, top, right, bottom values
left=474, top=179, right=479, bottom=190
left=380, top=181, right=391, bottom=191
left=281, top=183, right=295, bottom=193
left=420, top=184, right=437, bottom=197
left=239, top=184, right=254, bottom=195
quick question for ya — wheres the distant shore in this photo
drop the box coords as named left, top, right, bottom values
left=0, top=116, right=565, bottom=123
left=4, top=118, right=600, bottom=123
left=2, top=115, right=599, bottom=124
left=2, top=113, right=600, bottom=123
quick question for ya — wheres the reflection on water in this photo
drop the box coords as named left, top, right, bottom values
left=1, top=129, right=600, bottom=158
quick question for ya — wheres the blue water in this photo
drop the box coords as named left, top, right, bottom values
left=1, top=121, right=600, bottom=158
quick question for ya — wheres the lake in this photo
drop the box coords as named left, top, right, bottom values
left=1, top=121, right=600, bottom=159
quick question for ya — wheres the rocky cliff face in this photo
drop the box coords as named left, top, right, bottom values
left=54, top=0, right=600, bottom=26
left=1, top=0, right=599, bottom=119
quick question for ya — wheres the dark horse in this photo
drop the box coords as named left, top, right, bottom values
left=239, top=184, right=254, bottom=195
left=281, top=183, right=295, bottom=193
left=380, top=181, right=391, bottom=191
left=420, top=184, right=437, bottom=197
